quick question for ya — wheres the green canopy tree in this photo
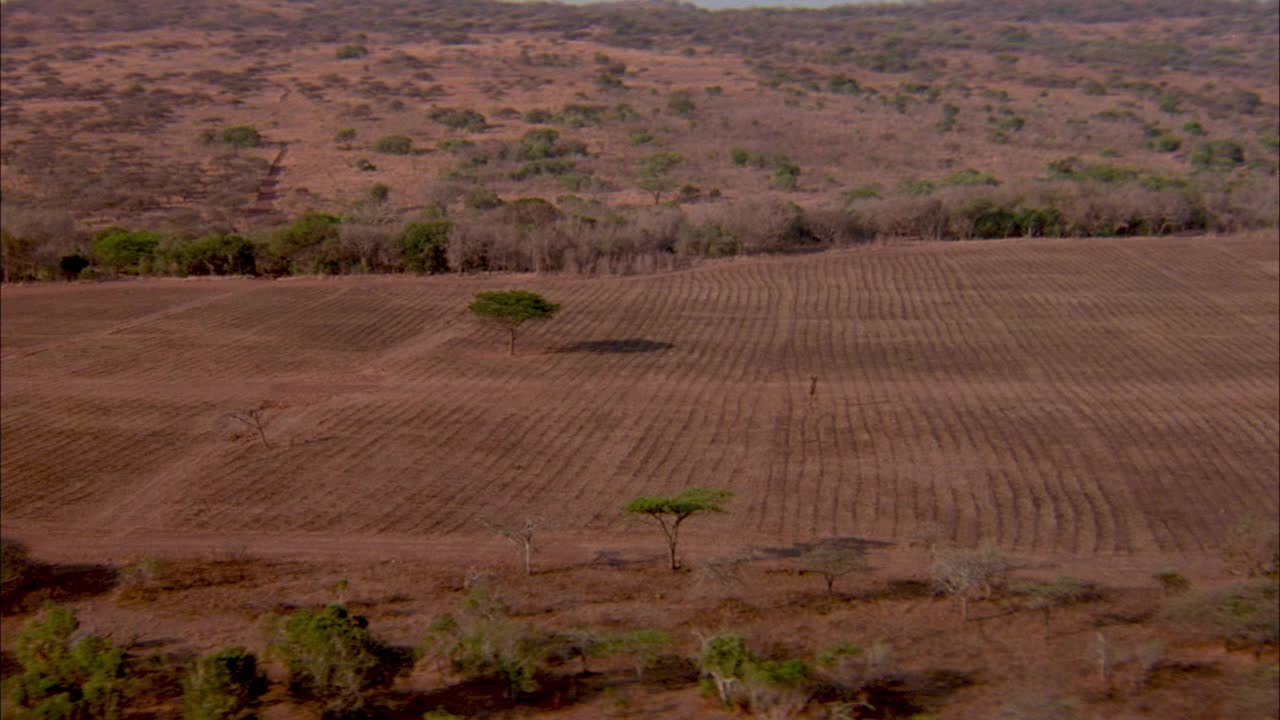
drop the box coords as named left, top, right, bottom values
left=467, top=290, right=560, bottom=356
left=637, top=151, right=683, bottom=204
left=624, top=487, right=733, bottom=570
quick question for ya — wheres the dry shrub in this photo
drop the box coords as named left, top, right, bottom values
left=1220, top=516, right=1280, bottom=578
left=337, top=223, right=399, bottom=273
left=1202, top=176, right=1280, bottom=232
left=860, top=195, right=949, bottom=240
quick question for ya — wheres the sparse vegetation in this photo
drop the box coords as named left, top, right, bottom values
left=0, top=1, right=1278, bottom=717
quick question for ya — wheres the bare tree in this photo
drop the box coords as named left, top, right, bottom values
left=483, top=518, right=542, bottom=576
left=929, top=544, right=1008, bottom=622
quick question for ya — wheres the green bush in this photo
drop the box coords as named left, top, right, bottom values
left=628, top=128, right=654, bottom=145
left=438, top=139, right=475, bottom=153
left=827, top=74, right=863, bottom=95
left=336, top=44, right=368, bottom=60
left=667, top=90, right=696, bottom=117
left=500, top=197, right=562, bottom=227
left=428, top=107, right=488, bottom=132
left=730, top=147, right=759, bottom=167
left=942, top=168, right=1000, bottom=187
left=218, top=125, right=262, bottom=149
left=842, top=184, right=882, bottom=203
left=1182, top=120, right=1206, bottom=136
left=92, top=227, right=161, bottom=273
left=1164, top=577, right=1279, bottom=649
left=770, top=156, right=801, bottom=191
left=1190, top=140, right=1246, bottom=171
left=6, top=604, right=128, bottom=720
left=463, top=186, right=504, bottom=211
left=697, top=632, right=810, bottom=716
left=172, top=234, right=256, bottom=276
left=523, top=108, right=553, bottom=124
left=899, top=179, right=936, bottom=196
left=420, top=583, right=548, bottom=699
left=183, top=647, right=267, bottom=720
left=517, top=128, right=561, bottom=160
left=1148, top=135, right=1183, bottom=152
left=334, top=127, right=356, bottom=143
left=265, top=212, right=342, bottom=275
left=511, top=158, right=576, bottom=180
left=374, top=135, right=413, bottom=155
left=272, top=605, right=408, bottom=713
left=679, top=223, right=740, bottom=257
left=1081, top=78, right=1107, bottom=96
left=400, top=221, right=451, bottom=273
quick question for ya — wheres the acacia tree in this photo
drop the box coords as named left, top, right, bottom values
left=624, top=487, right=733, bottom=570
left=798, top=543, right=870, bottom=597
left=467, top=290, right=560, bottom=356
left=637, top=151, right=683, bottom=204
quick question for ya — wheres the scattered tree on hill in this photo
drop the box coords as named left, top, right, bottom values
left=467, top=290, right=560, bottom=356
left=6, top=604, right=129, bottom=720
left=624, top=487, right=733, bottom=570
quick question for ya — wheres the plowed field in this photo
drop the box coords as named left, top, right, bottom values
left=3, top=234, right=1277, bottom=559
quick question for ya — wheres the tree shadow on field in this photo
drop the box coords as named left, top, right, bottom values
left=2, top=561, right=119, bottom=616
left=557, top=338, right=674, bottom=354
left=378, top=671, right=620, bottom=719
left=750, top=535, right=893, bottom=560
left=811, top=669, right=979, bottom=719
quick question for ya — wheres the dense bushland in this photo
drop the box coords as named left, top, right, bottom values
left=1, top=169, right=1273, bottom=281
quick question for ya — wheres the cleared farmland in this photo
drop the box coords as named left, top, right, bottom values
left=2, top=234, right=1277, bottom=557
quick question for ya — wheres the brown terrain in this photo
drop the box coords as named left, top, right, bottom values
left=1, top=0, right=1278, bottom=717
left=3, top=232, right=1278, bottom=718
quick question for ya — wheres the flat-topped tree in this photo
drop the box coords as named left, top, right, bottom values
left=467, top=290, right=560, bottom=356
left=625, top=487, right=733, bottom=570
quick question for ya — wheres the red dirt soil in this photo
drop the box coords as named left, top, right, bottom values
left=3, top=233, right=1276, bottom=566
